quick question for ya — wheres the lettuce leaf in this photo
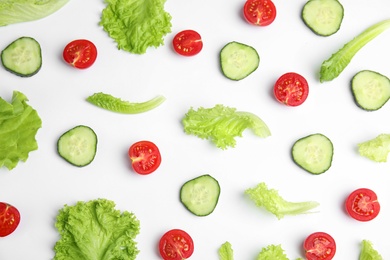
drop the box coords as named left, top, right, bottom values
left=182, top=104, right=271, bottom=149
left=54, top=199, right=140, bottom=260
left=100, top=0, right=172, bottom=54
left=257, top=244, right=289, bottom=260
left=218, top=241, right=234, bottom=260
left=0, top=0, right=69, bottom=26
left=358, top=134, right=390, bottom=162
left=0, top=91, right=42, bottom=170
left=360, top=240, right=383, bottom=260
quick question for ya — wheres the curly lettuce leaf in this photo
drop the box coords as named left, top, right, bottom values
left=257, top=244, right=289, bottom=260
left=0, top=91, right=42, bottom=170
left=100, top=0, right=172, bottom=54
left=245, top=182, right=319, bottom=220
left=358, top=134, right=390, bottom=162
left=54, top=199, right=140, bottom=260
left=0, top=0, right=69, bottom=26
left=218, top=241, right=234, bottom=260
left=360, top=240, right=383, bottom=260
left=182, top=104, right=271, bottom=149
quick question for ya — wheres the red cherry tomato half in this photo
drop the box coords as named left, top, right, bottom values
left=159, top=229, right=194, bottom=260
left=304, top=232, right=336, bottom=260
left=0, top=202, right=21, bottom=237
left=128, top=140, right=161, bottom=175
left=243, top=0, right=277, bottom=26
left=345, top=188, right=380, bottom=222
left=172, top=30, right=203, bottom=56
left=63, top=39, right=97, bottom=69
left=274, top=72, right=309, bottom=106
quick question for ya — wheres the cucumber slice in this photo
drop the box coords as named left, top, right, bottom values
left=351, top=70, right=390, bottom=111
left=302, top=0, right=344, bottom=36
left=57, top=125, right=97, bottom=167
left=1, top=37, right=42, bottom=77
left=292, top=133, right=333, bottom=175
left=180, top=174, right=220, bottom=216
left=220, top=41, right=259, bottom=81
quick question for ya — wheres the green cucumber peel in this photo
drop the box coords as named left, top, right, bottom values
left=86, top=92, right=166, bottom=114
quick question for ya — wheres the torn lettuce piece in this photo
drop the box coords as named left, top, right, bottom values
left=360, top=240, right=383, bottom=260
left=218, top=241, right=234, bottom=260
left=257, top=244, right=289, bottom=260
left=358, top=134, right=390, bottom=162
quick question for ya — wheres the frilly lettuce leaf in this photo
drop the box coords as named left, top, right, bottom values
left=0, top=91, right=42, bottom=170
left=218, top=241, right=234, bottom=260
left=0, top=0, right=69, bottom=26
left=54, top=199, right=140, bottom=260
left=100, top=0, right=172, bottom=54
left=360, top=240, right=383, bottom=260
left=358, top=134, right=390, bottom=162
left=257, top=244, right=289, bottom=260
left=182, top=104, right=271, bottom=150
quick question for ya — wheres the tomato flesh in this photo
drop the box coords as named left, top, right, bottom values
left=274, top=72, right=309, bottom=106
left=345, top=188, right=380, bottom=221
left=128, top=140, right=161, bottom=175
left=159, top=229, right=194, bottom=260
left=0, top=202, right=21, bottom=237
left=243, top=0, right=277, bottom=26
left=304, top=232, right=336, bottom=260
left=172, top=30, right=203, bottom=56
left=63, top=39, right=97, bottom=69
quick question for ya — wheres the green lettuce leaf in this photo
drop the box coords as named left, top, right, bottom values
left=182, top=104, right=271, bottom=150
left=358, top=134, right=390, bottom=162
left=54, top=199, right=140, bottom=260
left=218, top=241, right=234, bottom=260
left=360, top=240, right=383, bottom=260
left=0, top=0, right=69, bottom=26
left=100, top=0, right=172, bottom=54
left=0, top=91, right=42, bottom=170
left=257, top=244, right=289, bottom=260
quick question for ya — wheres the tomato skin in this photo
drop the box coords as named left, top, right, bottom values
left=128, top=140, right=161, bottom=175
left=243, top=0, right=277, bottom=26
left=159, top=229, right=194, bottom=260
left=304, top=232, right=336, bottom=260
left=0, top=202, right=21, bottom=237
left=273, top=72, right=309, bottom=106
left=345, top=188, right=380, bottom=222
left=172, top=30, right=203, bottom=56
left=63, top=39, right=97, bottom=69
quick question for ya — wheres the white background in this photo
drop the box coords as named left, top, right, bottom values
left=0, top=0, right=389, bottom=259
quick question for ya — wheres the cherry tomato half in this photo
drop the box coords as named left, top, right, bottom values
left=63, top=39, right=97, bottom=69
left=0, top=202, right=21, bottom=237
left=128, top=140, right=161, bottom=175
left=274, top=72, right=309, bottom=106
left=304, top=232, right=336, bottom=260
left=345, top=188, right=380, bottom=222
left=159, top=229, right=194, bottom=260
left=243, top=0, right=277, bottom=26
left=172, top=30, right=203, bottom=56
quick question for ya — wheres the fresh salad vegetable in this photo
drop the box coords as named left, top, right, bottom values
left=218, top=241, right=234, bottom=260
left=345, top=188, right=380, bottom=222
left=0, top=0, right=69, bottom=26
left=63, top=39, right=97, bottom=69
left=257, top=244, right=288, bottom=260
left=159, top=229, right=194, bottom=260
left=220, top=41, right=260, bottom=81
left=245, top=182, right=319, bottom=219
left=0, top=91, right=42, bottom=170
left=273, top=72, right=309, bottom=106
left=180, top=174, right=221, bottom=216
left=351, top=70, right=390, bottom=111
left=358, top=134, right=390, bottom=162
left=320, top=19, right=390, bottom=82
left=292, top=133, right=334, bottom=175
left=128, top=140, right=161, bottom=175
left=304, top=232, right=336, bottom=260
left=172, top=30, right=203, bottom=56
left=243, top=0, right=277, bottom=26
left=359, top=240, right=383, bottom=260
left=1, top=36, right=42, bottom=77
left=182, top=104, right=271, bottom=149
left=54, top=199, right=140, bottom=259
left=0, top=202, right=20, bottom=237
left=100, top=0, right=172, bottom=54
left=302, top=0, right=344, bottom=36
left=57, top=125, right=98, bottom=167
left=87, top=92, right=166, bottom=114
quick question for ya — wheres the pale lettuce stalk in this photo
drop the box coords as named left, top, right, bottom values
left=320, top=19, right=390, bottom=82
left=257, top=244, right=289, bottom=260
left=245, top=182, right=319, bottom=220
left=358, top=134, right=390, bottom=162
left=360, top=240, right=383, bottom=260
left=0, top=0, right=69, bottom=26
left=219, top=241, right=234, bottom=260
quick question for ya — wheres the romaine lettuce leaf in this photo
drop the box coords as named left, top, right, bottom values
left=100, top=0, right=172, bottom=54
left=218, top=241, right=234, bottom=260
left=360, top=240, right=383, bottom=260
left=358, top=134, right=390, bottom=162
left=54, top=199, right=140, bottom=260
left=0, top=0, right=69, bottom=26
left=257, top=244, right=289, bottom=260
left=0, top=91, right=42, bottom=170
